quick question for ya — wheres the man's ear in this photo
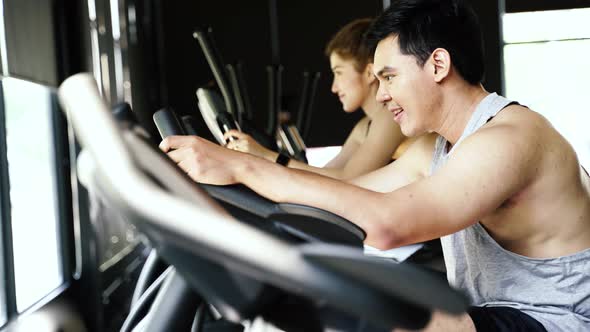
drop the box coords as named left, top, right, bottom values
left=430, top=48, right=451, bottom=83
left=365, top=63, right=376, bottom=84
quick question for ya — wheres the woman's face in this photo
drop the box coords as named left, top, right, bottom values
left=329, top=52, right=373, bottom=113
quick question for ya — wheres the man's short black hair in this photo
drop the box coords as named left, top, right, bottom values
left=365, top=0, right=485, bottom=85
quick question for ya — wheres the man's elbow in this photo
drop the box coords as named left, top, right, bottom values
left=364, top=222, right=407, bottom=250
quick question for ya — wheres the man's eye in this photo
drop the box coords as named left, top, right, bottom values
left=385, top=75, right=395, bottom=81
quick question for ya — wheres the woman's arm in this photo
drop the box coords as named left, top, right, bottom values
left=224, top=110, right=405, bottom=179
left=323, top=109, right=404, bottom=179
left=322, top=117, right=367, bottom=169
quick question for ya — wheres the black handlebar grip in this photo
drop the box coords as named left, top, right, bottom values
left=216, top=111, right=239, bottom=133
left=181, top=115, right=200, bottom=136
left=112, top=102, right=137, bottom=124
left=153, top=108, right=186, bottom=138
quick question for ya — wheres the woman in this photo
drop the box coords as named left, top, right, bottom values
left=225, top=18, right=419, bottom=180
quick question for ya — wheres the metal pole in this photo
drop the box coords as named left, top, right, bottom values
left=383, top=0, right=391, bottom=10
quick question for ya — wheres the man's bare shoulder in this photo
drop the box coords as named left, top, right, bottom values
left=454, top=104, right=574, bottom=188
left=475, top=104, right=557, bottom=152
left=495, top=104, right=580, bottom=165
left=487, top=104, right=554, bottom=135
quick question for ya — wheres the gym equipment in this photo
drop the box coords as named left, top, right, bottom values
left=153, top=107, right=365, bottom=247
left=60, top=73, right=468, bottom=332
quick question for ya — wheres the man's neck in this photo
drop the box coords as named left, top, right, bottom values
left=435, top=84, right=488, bottom=145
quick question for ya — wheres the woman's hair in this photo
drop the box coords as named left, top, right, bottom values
left=324, top=18, right=373, bottom=73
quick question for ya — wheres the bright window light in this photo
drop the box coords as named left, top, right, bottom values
left=3, top=78, right=63, bottom=312
left=503, top=8, right=590, bottom=43
left=109, top=0, right=121, bottom=40
left=503, top=9, right=590, bottom=168
left=0, top=0, right=9, bottom=74
left=306, top=146, right=342, bottom=167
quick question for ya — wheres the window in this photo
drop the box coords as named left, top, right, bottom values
left=3, top=77, right=63, bottom=311
left=502, top=8, right=590, bottom=167
left=0, top=0, right=7, bottom=76
left=0, top=0, right=8, bottom=324
left=306, top=146, right=342, bottom=167
left=0, top=238, right=5, bottom=327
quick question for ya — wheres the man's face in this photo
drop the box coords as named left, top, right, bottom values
left=329, top=52, right=372, bottom=113
left=373, top=35, right=437, bottom=137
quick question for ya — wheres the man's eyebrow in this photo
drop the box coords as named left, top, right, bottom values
left=375, top=66, right=396, bottom=77
left=331, top=65, right=343, bottom=71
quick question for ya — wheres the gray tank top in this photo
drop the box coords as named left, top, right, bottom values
left=430, top=93, right=590, bottom=331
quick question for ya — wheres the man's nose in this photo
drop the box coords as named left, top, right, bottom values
left=376, top=83, right=391, bottom=103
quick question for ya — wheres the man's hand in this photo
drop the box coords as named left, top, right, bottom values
left=159, top=135, right=242, bottom=185
left=223, top=130, right=277, bottom=161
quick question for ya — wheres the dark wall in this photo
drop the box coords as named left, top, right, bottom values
left=130, top=0, right=502, bottom=146
left=140, top=0, right=381, bottom=146
left=157, top=1, right=272, bottom=142
left=277, top=1, right=382, bottom=145
left=126, top=0, right=167, bottom=135
left=3, top=0, right=89, bottom=86
left=471, top=1, right=503, bottom=95
left=4, top=0, right=58, bottom=84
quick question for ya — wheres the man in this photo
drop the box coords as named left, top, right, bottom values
left=160, top=0, right=590, bottom=330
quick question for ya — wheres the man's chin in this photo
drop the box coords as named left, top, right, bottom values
left=400, top=126, right=411, bottom=137
left=401, top=126, right=419, bottom=138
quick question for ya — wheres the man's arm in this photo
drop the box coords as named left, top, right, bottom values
left=322, top=118, right=366, bottom=169
left=160, top=120, right=538, bottom=250
left=363, top=121, right=540, bottom=248
left=159, top=134, right=422, bottom=247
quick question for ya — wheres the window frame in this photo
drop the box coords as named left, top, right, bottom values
left=0, top=78, right=76, bottom=326
left=506, top=0, right=590, bottom=13
left=50, top=92, right=75, bottom=286
left=0, top=79, right=16, bottom=327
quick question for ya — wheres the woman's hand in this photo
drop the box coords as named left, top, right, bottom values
left=223, top=130, right=276, bottom=161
